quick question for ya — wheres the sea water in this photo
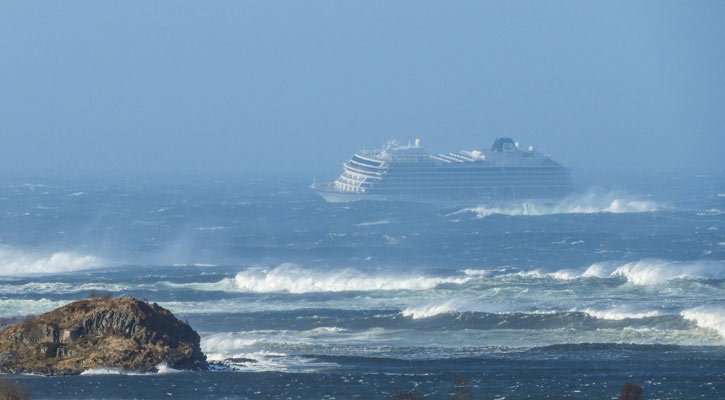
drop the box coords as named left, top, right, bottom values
left=0, top=173, right=723, bottom=399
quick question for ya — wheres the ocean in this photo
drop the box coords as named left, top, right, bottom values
left=0, top=172, right=723, bottom=399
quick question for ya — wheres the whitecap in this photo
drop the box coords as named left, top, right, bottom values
left=356, top=220, right=390, bottom=227
left=196, top=226, right=226, bottom=232
left=402, top=301, right=459, bottom=319
left=522, top=259, right=725, bottom=285
left=80, top=367, right=127, bottom=375
left=449, top=189, right=659, bottom=218
left=610, top=260, right=725, bottom=285
left=681, top=305, right=725, bottom=339
left=175, top=263, right=473, bottom=293
left=402, top=300, right=511, bottom=319
left=0, top=298, right=69, bottom=317
left=0, top=281, right=129, bottom=295
left=154, top=363, right=183, bottom=374
left=582, top=307, right=662, bottom=320
left=0, top=245, right=103, bottom=276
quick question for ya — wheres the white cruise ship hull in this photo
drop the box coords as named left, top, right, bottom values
left=313, top=138, right=573, bottom=204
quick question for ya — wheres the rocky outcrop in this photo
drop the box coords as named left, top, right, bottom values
left=0, top=297, right=206, bottom=375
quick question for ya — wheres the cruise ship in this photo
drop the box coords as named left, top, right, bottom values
left=311, top=137, right=572, bottom=203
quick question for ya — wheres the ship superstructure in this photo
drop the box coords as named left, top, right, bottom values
left=312, top=138, right=572, bottom=203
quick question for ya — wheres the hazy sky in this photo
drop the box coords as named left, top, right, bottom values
left=1, top=1, right=723, bottom=177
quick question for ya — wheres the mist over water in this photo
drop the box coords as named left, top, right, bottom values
left=0, top=172, right=723, bottom=398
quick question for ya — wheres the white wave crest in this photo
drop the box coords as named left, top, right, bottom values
left=681, top=305, right=725, bottom=339
left=79, top=363, right=180, bottom=375
left=402, top=301, right=459, bottom=319
left=604, top=260, right=724, bottom=285
left=154, top=363, right=183, bottom=374
left=450, top=189, right=659, bottom=218
left=0, top=282, right=128, bottom=295
left=200, top=332, right=338, bottom=372
left=206, top=264, right=472, bottom=293
left=0, top=246, right=103, bottom=276
left=461, top=269, right=493, bottom=277
left=538, top=259, right=725, bottom=285
left=402, top=300, right=512, bottom=319
left=80, top=367, right=127, bottom=375
left=356, top=220, right=390, bottom=227
left=515, top=269, right=581, bottom=280
left=582, top=307, right=662, bottom=320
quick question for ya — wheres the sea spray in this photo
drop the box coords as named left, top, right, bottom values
left=450, top=189, right=660, bottom=218
left=0, top=245, right=102, bottom=275
left=203, top=264, right=473, bottom=293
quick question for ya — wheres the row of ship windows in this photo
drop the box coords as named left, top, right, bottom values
left=358, top=191, right=569, bottom=200
left=342, top=169, right=570, bottom=181
left=337, top=181, right=572, bottom=189
left=334, top=182, right=367, bottom=193
left=343, top=164, right=382, bottom=178
left=341, top=172, right=372, bottom=182
left=345, top=165, right=569, bottom=176
left=365, top=187, right=571, bottom=194
left=342, top=176, right=571, bottom=183
left=351, top=156, right=383, bottom=168
left=384, top=165, right=565, bottom=171
left=381, top=173, right=570, bottom=179
left=336, top=180, right=571, bottom=190
left=374, top=174, right=570, bottom=183
left=348, top=159, right=567, bottom=172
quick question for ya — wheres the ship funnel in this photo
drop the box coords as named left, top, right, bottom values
left=415, top=138, right=421, bottom=148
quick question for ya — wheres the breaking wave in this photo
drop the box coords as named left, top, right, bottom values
left=681, top=305, right=725, bottom=339
left=582, top=259, right=725, bottom=285
left=0, top=246, right=103, bottom=275
left=356, top=219, right=391, bottom=227
left=402, top=301, right=667, bottom=322
left=402, top=300, right=510, bottom=319
left=0, top=298, right=69, bottom=317
left=450, top=189, right=659, bottom=218
left=581, top=307, right=663, bottom=320
left=201, top=332, right=339, bottom=372
left=519, top=259, right=724, bottom=285
left=402, top=301, right=460, bottom=319
left=79, top=363, right=182, bottom=375
left=192, top=264, right=472, bottom=293
left=0, top=281, right=129, bottom=295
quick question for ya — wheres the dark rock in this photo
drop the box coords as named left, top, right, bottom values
left=0, top=297, right=206, bottom=375
left=224, top=357, right=258, bottom=364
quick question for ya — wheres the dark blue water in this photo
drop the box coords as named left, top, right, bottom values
left=0, top=173, right=723, bottom=399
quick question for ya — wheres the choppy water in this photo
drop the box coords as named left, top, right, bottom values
left=0, top=173, right=723, bottom=399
